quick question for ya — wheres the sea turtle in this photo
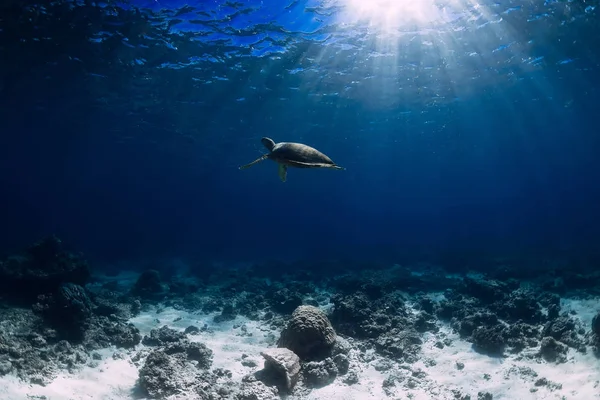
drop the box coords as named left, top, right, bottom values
left=239, top=137, right=345, bottom=182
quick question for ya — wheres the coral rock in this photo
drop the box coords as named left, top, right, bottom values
left=260, top=348, right=301, bottom=391
left=277, top=305, right=336, bottom=360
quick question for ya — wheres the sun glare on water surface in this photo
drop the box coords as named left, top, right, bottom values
left=300, top=0, right=545, bottom=109
left=336, top=0, right=454, bottom=31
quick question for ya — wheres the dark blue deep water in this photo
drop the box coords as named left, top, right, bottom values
left=1, top=0, right=599, bottom=270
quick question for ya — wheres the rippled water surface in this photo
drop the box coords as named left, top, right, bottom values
left=3, top=0, right=597, bottom=124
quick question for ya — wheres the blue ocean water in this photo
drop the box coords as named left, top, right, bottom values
left=0, top=0, right=599, bottom=269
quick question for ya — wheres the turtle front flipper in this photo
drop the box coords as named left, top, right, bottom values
left=239, top=154, right=268, bottom=170
left=278, top=164, right=288, bottom=182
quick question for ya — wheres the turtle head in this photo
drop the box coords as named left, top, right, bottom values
left=261, top=137, right=276, bottom=152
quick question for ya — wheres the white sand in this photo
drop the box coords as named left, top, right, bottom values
left=0, top=297, right=599, bottom=400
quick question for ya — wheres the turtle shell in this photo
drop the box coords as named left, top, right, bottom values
left=271, top=142, right=335, bottom=166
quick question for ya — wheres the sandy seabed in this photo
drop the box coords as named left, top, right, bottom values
left=1, top=296, right=599, bottom=400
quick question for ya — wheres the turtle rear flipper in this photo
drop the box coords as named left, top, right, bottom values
left=278, top=164, right=288, bottom=182
left=285, top=160, right=346, bottom=170
left=239, top=154, right=268, bottom=170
